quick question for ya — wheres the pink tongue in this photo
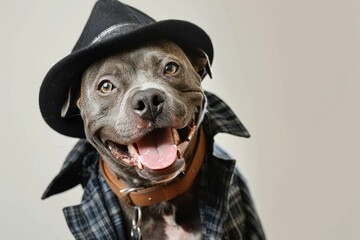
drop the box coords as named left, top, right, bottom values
left=136, top=128, right=177, bottom=170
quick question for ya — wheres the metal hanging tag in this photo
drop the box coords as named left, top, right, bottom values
left=130, top=206, right=142, bottom=240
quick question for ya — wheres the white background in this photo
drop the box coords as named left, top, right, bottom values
left=1, top=0, right=360, bottom=239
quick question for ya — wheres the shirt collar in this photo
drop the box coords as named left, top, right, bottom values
left=204, top=91, right=250, bottom=138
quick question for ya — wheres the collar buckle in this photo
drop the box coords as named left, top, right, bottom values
left=120, top=187, right=143, bottom=206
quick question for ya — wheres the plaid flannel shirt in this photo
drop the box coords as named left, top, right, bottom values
left=43, top=91, right=266, bottom=240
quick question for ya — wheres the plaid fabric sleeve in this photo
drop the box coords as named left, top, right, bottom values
left=223, top=169, right=266, bottom=240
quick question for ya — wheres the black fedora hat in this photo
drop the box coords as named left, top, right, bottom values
left=39, top=0, right=213, bottom=138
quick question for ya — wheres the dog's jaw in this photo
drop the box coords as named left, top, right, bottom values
left=109, top=119, right=195, bottom=158
left=98, top=111, right=202, bottom=184
left=106, top=117, right=197, bottom=183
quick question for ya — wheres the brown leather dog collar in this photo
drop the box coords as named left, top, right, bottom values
left=100, top=128, right=206, bottom=207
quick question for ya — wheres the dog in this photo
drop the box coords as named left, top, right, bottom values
left=40, top=1, right=265, bottom=239
left=77, top=40, right=208, bottom=239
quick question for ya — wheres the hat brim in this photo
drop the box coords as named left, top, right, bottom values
left=39, top=20, right=213, bottom=138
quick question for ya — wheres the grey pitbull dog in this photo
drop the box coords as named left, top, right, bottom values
left=77, top=40, right=209, bottom=239
left=40, top=1, right=266, bottom=239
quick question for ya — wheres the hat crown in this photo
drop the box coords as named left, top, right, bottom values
left=73, top=0, right=155, bottom=52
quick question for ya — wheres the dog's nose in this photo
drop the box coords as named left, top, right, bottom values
left=131, top=88, right=166, bottom=121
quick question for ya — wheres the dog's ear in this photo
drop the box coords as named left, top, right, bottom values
left=184, top=47, right=212, bottom=79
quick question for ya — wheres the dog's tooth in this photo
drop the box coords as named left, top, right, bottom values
left=187, top=126, right=196, bottom=141
left=122, top=157, right=131, bottom=164
left=177, top=149, right=181, bottom=159
left=128, top=144, right=138, bottom=156
left=137, top=159, right=144, bottom=170
left=172, top=128, right=180, bottom=145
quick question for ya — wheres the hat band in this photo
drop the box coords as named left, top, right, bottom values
left=91, top=23, right=143, bottom=45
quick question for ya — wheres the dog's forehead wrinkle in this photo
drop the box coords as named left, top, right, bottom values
left=134, top=81, right=169, bottom=93
left=86, top=55, right=133, bottom=84
left=129, top=41, right=185, bottom=65
left=97, top=61, right=124, bottom=79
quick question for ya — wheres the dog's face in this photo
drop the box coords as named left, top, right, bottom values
left=77, top=40, right=209, bottom=185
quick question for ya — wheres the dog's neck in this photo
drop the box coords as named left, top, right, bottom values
left=99, top=127, right=206, bottom=207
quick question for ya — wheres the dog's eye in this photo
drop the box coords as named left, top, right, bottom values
left=164, top=62, right=179, bottom=75
left=98, top=80, right=114, bottom=94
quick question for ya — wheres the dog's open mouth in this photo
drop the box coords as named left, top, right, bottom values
left=106, top=119, right=196, bottom=180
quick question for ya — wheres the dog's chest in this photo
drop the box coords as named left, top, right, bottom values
left=163, top=215, right=201, bottom=240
